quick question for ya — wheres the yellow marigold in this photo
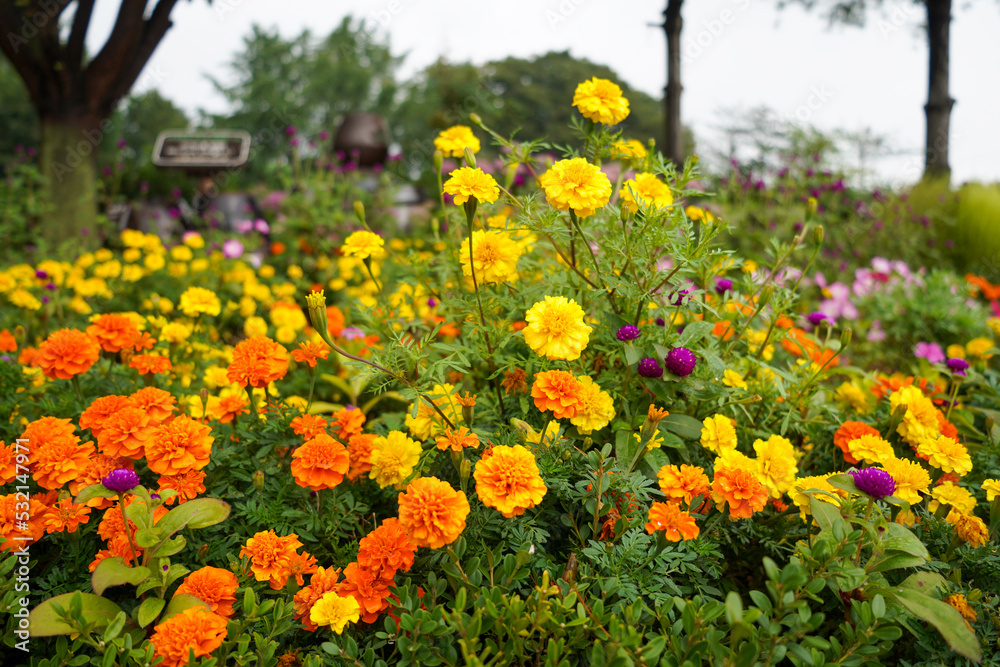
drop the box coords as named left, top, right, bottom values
left=611, top=139, right=646, bottom=159
left=369, top=431, right=421, bottom=489
left=473, top=445, right=547, bottom=518
left=291, top=434, right=350, bottom=490
left=310, top=591, right=361, bottom=634
left=459, top=230, right=521, bottom=284
left=752, top=435, right=798, bottom=499
left=572, top=77, right=630, bottom=125
left=405, top=384, right=461, bottom=440
left=982, top=478, right=1000, bottom=501
left=538, top=157, right=612, bottom=218
left=881, top=457, right=931, bottom=505
left=944, top=594, right=977, bottom=630
left=847, top=434, right=894, bottom=465
left=656, top=464, right=710, bottom=506
left=620, top=173, right=674, bottom=213
left=700, top=414, right=737, bottom=455
left=712, top=466, right=768, bottom=520
left=569, top=376, right=615, bottom=434
left=160, top=321, right=191, bottom=344
left=145, top=415, right=213, bottom=476
left=523, top=296, right=592, bottom=361
left=918, top=435, right=972, bottom=476
left=722, top=369, right=747, bottom=389
left=150, top=608, right=227, bottom=667
left=530, top=370, right=582, bottom=419
left=645, top=502, right=699, bottom=540
left=397, top=476, right=470, bottom=549
left=953, top=513, right=989, bottom=548
left=342, top=231, right=386, bottom=260
left=966, top=336, right=995, bottom=360
left=929, top=482, right=976, bottom=515
left=890, top=385, right=939, bottom=448
left=788, top=475, right=841, bottom=520
left=178, top=287, right=221, bottom=317
left=834, top=381, right=870, bottom=414
left=443, top=167, right=500, bottom=205
left=433, top=125, right=480, bottom=158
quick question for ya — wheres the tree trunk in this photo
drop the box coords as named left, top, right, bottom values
left=38, top=112, right=104, bottom=250
left=663, top=0, right=684, bottom=167
left=924, top=0, right=953, bottom=179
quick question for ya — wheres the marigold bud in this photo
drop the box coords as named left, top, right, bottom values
left=840, top=327, right=852, bottom=349
left=253, top=470, right=265, bottom=491
left=463, top=146, right=476, bottom=168
left=353, top=201, right=366, bottom=225
left=814, top=224, right=825, bottom=245
left=433, top=150, right=443, bottom=173
left=469, top=113, right=483, bottom=128
left=807, top=197, right=818, bottom=216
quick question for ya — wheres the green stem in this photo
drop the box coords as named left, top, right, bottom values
left=118, top=493, right=139, bottom=568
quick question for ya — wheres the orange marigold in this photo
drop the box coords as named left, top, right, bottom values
left=0, top=441, right=17, bottom=486
left=42, top=498, right=91, bottom=534
left=213, top=394, right=250, bottom=424
left=291, top=414, right=328, bottom=439
left=502, top=368, right=528, bottom=394
left=130, top=386, right=177, bottom=424
left=1, top=493, right=46, bottom=548
left=0, top=328, right=16, bottom=352
left=347, top=434, right=376, bottom=481
left=286, top=550, right=319, bottom=586
left=130, top=331, right=156, bottom=352
left=291, top=433, right=350, bottom=490
left=357, top=518, right=416, bottom=580
left=86, top=314, right=140, bottom=353
left=129, top=354, right=172, bottom=375
left=79, top=395, right=133, bottom=440
left=657, top=464, right=711, bottom=507
left=291, top=341, right=330, bottom=367
left=397, top=477, right=470, bottom=549
left=530, top=370, right=582, bottom=419
left=711, top=466, right=768, bottom=520
left=473, top=445, right=547, bottom=518
left=145, top=415, right=214, bottom=476
left=645, top=502, right=700, bottom=540
left=175, top=566, right=239, bottom=617
left=36, top=328, right=101, bottom=379
left=227, top=335, right=289, bottom=388
left=240, top=530, right=302, bottom=589
left=97, top=407, right=155, bottom=459
left=24, top=417, right=94, bottom=490
left=150, top=607, right=228, bottom=667
left=833, top=421, right=880, bottom=465
left=293, top=566, right=341, bottom=632
left=330, top=407, right=366, bottom=441
left=434, top=427, right=480, bottom=452
left=337, top=561, right=391, bottom=624
left=97, top=501, right=134, bottom=542
left=157, top=470, right=207, bottom=505
left=72, top=454, right=133, bottom=501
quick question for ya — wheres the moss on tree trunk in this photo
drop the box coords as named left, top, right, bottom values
left=38, top=116, right=102, bottom=251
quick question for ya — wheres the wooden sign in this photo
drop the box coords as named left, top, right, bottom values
left=152, top=130, right=251, bottom=169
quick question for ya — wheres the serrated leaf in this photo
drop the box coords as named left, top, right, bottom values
left=92, top=558, right=151, bottom=596
left=28, top=593, right=124, bottom=637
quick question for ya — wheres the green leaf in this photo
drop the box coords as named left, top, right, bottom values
left=153, top=535, right=187, bottom=558
left=134, top=528, right=162, bottom=549
left=677, top=320, right=715, bottom=347
left=28, top=593, right=125, bottom=637
left=827, top=473, right=859, bottom=496
left=898, top=571, right=949, bottom=594
left=866, top=553, right=928, bottom=574
left=73, top=484, right=118, bottom=505
left=661, top=414, right=704, bottom=440
left=879, top=523, right=930, bottom=560
left=155, top=498, right=231, bottom=537
left=160, top=594, right=210, bottom=622
left=892, top=589, right=981, bottom=662
left=808, top=496, right=842, bottom=531
left=136, top=597, right=166, bottom=628
left=91, top=558, right=152, bottom=596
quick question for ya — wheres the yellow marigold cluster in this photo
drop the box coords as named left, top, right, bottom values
left=443, top=167, right=500, bottom=206
left=917, top=435, right=972, bottom=476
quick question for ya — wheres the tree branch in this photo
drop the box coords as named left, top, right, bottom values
left=66, top=0, right=97, bottom=72
left=102, top=0, right=182, bottom=108
left=86, top=0, right=148, bottom=101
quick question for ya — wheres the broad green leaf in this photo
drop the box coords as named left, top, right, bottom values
left=893, top=589, right=981, bottom=662
left=154, top=535, right=187, bottom=558
left=160, top=594, right=210, bottom=622
left=73, top=484, right=118, bottom=505
left=826, top=473, right=859, bottom=496
left=29, top=593, right=124, bottom=637
left=880, top=523, right=930, bottom=560
left=899, top=571, right=949, bottom=593
left=661, top=414, right=704, bottom=440
left=92, top=558, right=151, bottom=596
left=136, top=597, right=166, bottom=628
left=866, top=553, right=928, bottom=573
left=155, top=498, right=230, bottom=537
left=677, top=320, right=715, bottom=348
left=808, top=496, right=842, bottom=531
left=134, top=528, right=162, bottom=549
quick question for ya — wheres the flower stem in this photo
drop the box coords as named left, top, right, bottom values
left=118, top=493, right=139, bottom=568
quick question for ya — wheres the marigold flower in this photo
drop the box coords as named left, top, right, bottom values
left=78, top=395, right=131, bottom=440
left=97, top=407, right=155, bottom=459
left=501, top=368, right=527, bottom=395
left=36, top=328, right=101, bottom=379
left=612, top=138, right=646, bottom=159
left=347, top=434, right=377, bottom=481
left=700, top=414, right=737, bottom=455
left=788, top=475, right=841, bottom=520
left=573, top=77, right=630, bottom=125
left=1, top=493, right=46, bottom=548
left=291, top=414, right=328, bottom=439
left=538, top=157, right=612, bottom=218
left=929, top=482, right=976, bottom=515
left=880, top=457, right=930, bottom=505
left=357, top=517, right=416, bottom=580
left=86, top=314, right=140, bottom=353
left=175, top=567, right=239, bottom=617
left=753, top=435, right=798, bottom=499
left=833, top=421, right=880, bottom=464
left=129, top=354, right=172, bottom=375
left=944, top=594, right=977, bottom=630
left=0, top=442, right=17, bottom=486
left=657, top=464, right=710, bottom=506
left=645, top=502, right=699, bottom=540
left=474, top=445, right=547, bottom=518
left=834, top=382, right=870, bottom=414
left=130, top=386, right=177, bottom=424
left=145, top=415, right=213, bottom=476
left=227, top=335, right=289, bottom=389
left=330, top=407, right=366, bottom=441
left=404, top=385, right=460, bottom=440
left=291, top=341, right=329, bottom=367
left=157, top=470, right=207, bottom=505
left=847, top=434, right=894, bottom=465
left=213, top=393, right=250, bottom=424
left=292, top=433, right=350, bottom=491
left=342, top=231, right=386, bottom=260
left=531, top=370, right=582, bottom=419
left=240, top=530, right=303, bottom=589
left=0, top=329, right=16, bottom=353
left=369, top=431, right=421, bottom=489
left=24, top=417, right=94, bottom=490
left=42, top=498, right=91, bottom=534
left=523, top=296, right=592, bottom=361
left=443, top=167, right=500, bottom=205
left=130, top=331, right=156, bottom=352
left=397, top=476, right=470, bottom=549
left=712, top=466, right=768, bottom=520
left=953, top=513, right=989, bottom=548
left=434, top=125, right=480, bottom=157
left=983, top=478, right=1000, bottom=501
left=311, top=591, right=361, bottom=633
left=293, top=566, right=341, bottom=632
left=150, top=607, right=228, bottom=667
left=569, top=376, right=616, bottom=434
left=917, top=435, right=972, bottom=476
left=890, top=385, right=939, bottom=448
left=620, top=173, right=673, bottom=213
left=336, top=561, right=391, bottom=623
left=178, top=287, right=221, bottom=318
left=286, top=550, right=319, bottom=586
left=459, top=230, right=522, bottom=284
left=435, top=427, right=480, bottom=452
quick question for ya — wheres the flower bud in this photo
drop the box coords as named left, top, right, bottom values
left=462, top=403, right=474, bottom=427
left=353, top=201, right=366, bottom=225
left=198, top=543, right=209, bottom=562
left=814, top=225, right=825, bottom=246
left=888, top=404, right=909, bottom=434
left=431, top=217, right=440, bottom=235
left=253, top=470, right=265, bottom=491
left=758, top=285, right=774, bottom=309
left=433, top=150, right=443, bottom=173
left=985, top=416, right=994, bottom=433
left=840, top=327, right=852, bottom=349
left=807, top=197, right=818, bottom=216
left=504, top=163, right=518, bottom=191
left=459, top=458, right=471, bottom=485
left=469, top=112, right=483, bottom=128
left=463, top=146, right=476, bottom=168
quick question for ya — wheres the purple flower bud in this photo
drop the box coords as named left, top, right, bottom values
left=319, top=130, right=330, bottom=140
left=946, top=358, right=969, bottom=375
left=35, top=269, right=48, bottom=279
left=807, top=312, right=828, bottom=326
left=45, top=282, right=57, bottom=291
left=849, top=468, right=895, bottom=500
left=655, top=317, right=666, bottom=327
left=665, top=347, right=697, bottom=377
left=427, top=297, right=438, bottom=308
left=715, top=278, right=733, bottom=295
left=637, top=358, right=663, bottom=378
left=102, top=468, right=140, bottom=493
left=616, top=325, right=641, bottom=341
left=286, top=125, right=297, bottom=136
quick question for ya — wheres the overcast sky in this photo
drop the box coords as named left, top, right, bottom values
left=87, top=0, right=1000, bottom=184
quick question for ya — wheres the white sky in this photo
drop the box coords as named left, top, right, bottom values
left=87, top=0, right=1000, bottom=184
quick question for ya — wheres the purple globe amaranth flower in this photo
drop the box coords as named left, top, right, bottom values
left=714, top=278, right=733, bottom=295
left=807, top=311, right=829, bottom=327
left=664, top=347, right=697, bottom=377
left=946, top=357, right=969, bottom=375
left=637, top=357, right=663, bottom=378
left=616, top=325, right=641, bottom=341
left=102, top=468, right=140, bottom=494
left=849, top=468, right=895, bottom=500
left=655, top=317, right=666, bottom=327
